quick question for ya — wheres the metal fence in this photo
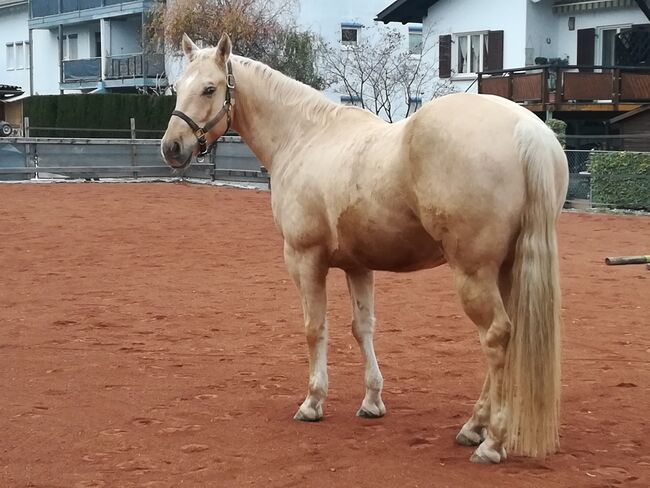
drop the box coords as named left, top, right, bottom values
left=1, top=137, right=648, bottom=211
left=565, top=149, right=649, bottom=211
left=0, top=136, right=269, bottom=186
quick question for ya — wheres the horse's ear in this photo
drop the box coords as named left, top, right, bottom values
left=182, top=33, right=199, bottom=61
left=216, top=33, right=232, bottom=65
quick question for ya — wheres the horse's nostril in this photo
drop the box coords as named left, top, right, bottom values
left=172, top=141, right=181, bottom=156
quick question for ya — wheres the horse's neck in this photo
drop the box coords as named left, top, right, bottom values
left=231, top=57, right=338, bottom=173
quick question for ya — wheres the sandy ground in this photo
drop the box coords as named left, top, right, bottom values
left=1, top=183, right=648, bottom=488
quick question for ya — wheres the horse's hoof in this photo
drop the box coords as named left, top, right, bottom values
left=356, top=407, right=384, bottom=419
left=293, top=407, right=322, bottom=422
left=456, top=431, right=482, bottom=447
left=469, top=443, right=506, bottom=464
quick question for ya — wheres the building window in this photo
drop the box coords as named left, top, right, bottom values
left=454, top=32, right=488, bottom=75
left=15, top=42, right=24, bottom=69
left=341, top=95, right=363, bottom=107
left=341, top=24, right=361, bottom=46
left=63, top=34, right=78, bottom=60
left=598, top=25, right=630, bottom=66
left=6, top=43, right=14, bottom=70
left=409, top=26, right=423, bottom=55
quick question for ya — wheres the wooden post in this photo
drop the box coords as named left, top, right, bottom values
left=605, top=255, right=650, bottom=265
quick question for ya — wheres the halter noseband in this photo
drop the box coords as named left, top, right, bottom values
left=171, top=59, right=236, bottom=162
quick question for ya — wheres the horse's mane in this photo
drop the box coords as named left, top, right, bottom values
left=230, top=54, right=354, bottom=126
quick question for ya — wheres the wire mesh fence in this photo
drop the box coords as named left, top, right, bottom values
left=565, top=149, right=650, bottom=211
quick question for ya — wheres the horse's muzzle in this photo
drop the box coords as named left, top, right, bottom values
left=162, top=139, right=192, bottom=170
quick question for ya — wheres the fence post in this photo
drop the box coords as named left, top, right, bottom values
left=24, top=116, right=30, bottom=138
left=130, top=117, right=137, bottom=178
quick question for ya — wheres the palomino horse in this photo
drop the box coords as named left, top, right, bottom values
left=162, top=33, right=568, bottom=464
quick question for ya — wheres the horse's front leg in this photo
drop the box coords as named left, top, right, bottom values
left=346, top=269, right=385, bottom=418
left=284, top=243, right=329, bottom=422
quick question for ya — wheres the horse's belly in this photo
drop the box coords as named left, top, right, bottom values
left=332, top=218, right=445, bottom=272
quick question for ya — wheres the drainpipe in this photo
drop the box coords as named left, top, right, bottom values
left=58, top=24, right=63, bottom=94
left=100, top=18, right=107, bottom=83
left=28, top=28, right=33, bottom=95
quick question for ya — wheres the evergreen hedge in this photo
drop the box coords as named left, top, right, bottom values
left=590, top=152, right=650, bottom=211
left=24, top=94, right=176, bottom=139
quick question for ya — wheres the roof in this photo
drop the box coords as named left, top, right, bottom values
left=0, top=84, right=24, bottom=100
left=375, top=0, right=439, bottom=24
left=609, top=104, right=650, bottom=124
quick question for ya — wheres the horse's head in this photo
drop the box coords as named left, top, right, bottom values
left=161, top=33, right=235, bottom=169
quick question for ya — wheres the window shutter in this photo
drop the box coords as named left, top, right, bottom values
left=487, top=30, right=504, bottom=71
left=577, top=28, right=595, bottom=69
left=439, top=34, right=451, bottom=78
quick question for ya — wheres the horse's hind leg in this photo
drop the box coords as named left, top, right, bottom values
left=284, top=244, right=329, bottom=422
left=454, top=265, right=512, bottom=463
left=456, top=260, right=513, bottom=447
left=456, top=373, right=490, bottom=446
left=346, top=269, right=385, bottom=418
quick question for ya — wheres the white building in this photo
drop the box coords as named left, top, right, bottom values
left=377, top=0, right=649, bottom=92
left=1, top=0, right=31, bottom=92
left=296, top=0, right=423, bottom=105
left=0, top=0, right=165, bottom=96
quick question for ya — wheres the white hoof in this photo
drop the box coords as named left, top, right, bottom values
left=293, top=403, right=323, bottom=422
left=357, top=398, right=386, bottom=419
left=470, top=441, right=507, bottom=464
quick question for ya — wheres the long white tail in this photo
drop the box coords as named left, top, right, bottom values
left=504, top=120, right=568, bottom=457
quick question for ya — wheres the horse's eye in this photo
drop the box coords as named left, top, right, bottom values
left=203, top=86, right=216, bottom=96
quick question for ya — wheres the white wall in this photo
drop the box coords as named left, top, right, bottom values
left=0, top=4, right=31, bottom=92
left=110, top=14, right=142, bottom=56
left=422, top=0, right=528, bottom=92
left=554, top=6, right=647, bottom=64
left=32, top=28, right=60, bottom=94
left=525, top=0, right=558, bottom=64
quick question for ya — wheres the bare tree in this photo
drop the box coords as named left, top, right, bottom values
left=147, top=0, right=324, bottom=88
left=320, top=25, right=454, bottom=121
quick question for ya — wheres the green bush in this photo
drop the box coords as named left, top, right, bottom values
left=25, top=94, right=176, bottom=139
left=545, top=118, right=566, bottom=148
left=590, top=152, right=650, bottom=210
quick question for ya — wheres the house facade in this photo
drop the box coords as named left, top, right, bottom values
left=377, top=0, right=650, bottom=146
left=0, top=0, right=166, bottom=96
left=1, top=0, right=31, bottom=93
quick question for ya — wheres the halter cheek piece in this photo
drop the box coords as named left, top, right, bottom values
left=171, top=59, right=236, bottom=162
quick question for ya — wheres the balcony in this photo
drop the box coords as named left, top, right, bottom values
left=62, top=53, right=166, bottom=89
left=29, top=0, right=149, bottom=28
left=478, top=65, right=650, bottom=113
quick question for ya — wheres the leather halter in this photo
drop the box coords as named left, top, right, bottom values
left=171, top=59, right=235, bottom=162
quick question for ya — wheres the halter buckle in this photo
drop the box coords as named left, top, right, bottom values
left=226, top=73, right=236, bottom=90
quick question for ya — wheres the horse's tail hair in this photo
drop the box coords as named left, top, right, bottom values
left=504, top=118, right=568, bottom=457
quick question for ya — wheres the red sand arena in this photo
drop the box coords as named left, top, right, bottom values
left=1, top=183, right=648, bottom=487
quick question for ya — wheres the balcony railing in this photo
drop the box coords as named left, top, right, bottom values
left=63, top=57, right=101, bottom=82
left=31, top=0, right=131, bottom=18
left=105, top=53, right=165, bottom=79
left=62, top=54, right=165, bottom=84
left=478, top=65, right=650, bottom=107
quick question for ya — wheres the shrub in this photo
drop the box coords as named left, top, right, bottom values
left=589, top=152, right=650, bottom=210
left=545, top=118, right=566, bottom=148
left=25, top=94, right=176, bottom=139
